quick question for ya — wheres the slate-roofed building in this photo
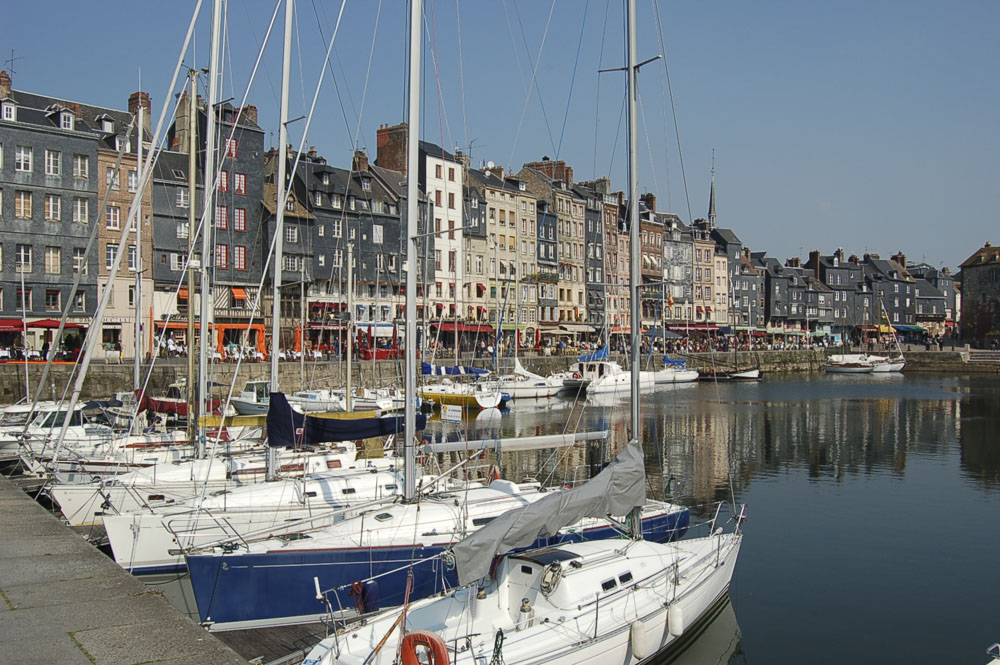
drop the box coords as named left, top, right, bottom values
left=958, top=241, right=1000, bottom=344
left=861, top=252, right=916, bottom=331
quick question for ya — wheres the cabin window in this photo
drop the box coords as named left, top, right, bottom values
left=342, top=487, right=357, bottom=495
left=600, top=579, right=617, bottom=592
left=384, top=484, right=397, bottom=491
left=304, top=491, right=317, bottom=498
left=472, top=517, right=495, bottom=527
left=326, top=460, right=342, bottom=469
left=520, top=565, right=533, bottom=575
left=618, top=572, right=633, bottom=584
left=146, top=494, right=165, bottom=502
left=374, top=513, right=393, bottom=522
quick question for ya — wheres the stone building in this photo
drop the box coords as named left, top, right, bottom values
left=959, top=241, right=1000, bottom=344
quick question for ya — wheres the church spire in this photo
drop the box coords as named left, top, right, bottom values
left=707, top=149, right=717, bottom=229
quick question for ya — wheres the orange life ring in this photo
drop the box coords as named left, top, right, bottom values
left=572, top=371, right=581, bottom=379
left=401, top=630, right=450, bottom=665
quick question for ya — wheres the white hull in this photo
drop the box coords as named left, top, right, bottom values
left=588, top=370, right=658, bottom=394
left=304, top=535, right=742, bottom=665
left=652, top=368, right=700, bottom=384
left=823, top=363, right=874, bottom=374
left=871, top=360, right=905, bottom=373
left=499, top=379, right=565, bottom=399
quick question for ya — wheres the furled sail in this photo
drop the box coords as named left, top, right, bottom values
left=450, top=440, right=646, bottom=585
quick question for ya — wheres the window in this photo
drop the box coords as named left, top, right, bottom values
left=286, top=198, right=294, bottom=211
left=373, top=224, right=383, bottom=245
left=233, top=207, right=246, bottom=231
left=73, top=291, right=85, bottom=312
left=45, top=247, right=61, bottom=274
left=285, top=225, right=298, bottom=243
left=321, top=173, right=329, bottom=185
left=225, top=138, right=238, bottom=158
left=176, top=189, right=189, bottom=208
left=73, top=197, right=88, bottom=223
left=234, top=173, right=246, bottom=194
left=128, top=245, right=137, bottom=271
left=106, top=167, right=120, bottom=190
left=448, top=192, right=455, bottom=209
left=318, top=224, right=325, bottom=237
left=332, top=194, right=342, bottom=209
left=45, top=149, right=61, bottom=176
left=318, top=254, right=325, bottom=267
left=73, top=248, right=86, bottom=274
left=314, top=191, right=322, bottom=206
left=127, top=169, right=138, bottom=192
left=61, top=112, right=73, bottom=130
left=128, top=285, right=135, bottom=308
left=105, top=243, right=118, bottom=269
left=234, top=245, right=247, bottom=270
left=2, top=102, right=14, bottom=121
left=45, top=289, right=61, bottom=312
left=15, top=191, right=31, bottom=219
left=333, top=249, right=343, bottom=266
left=435, top=164, right=442, bottom=179
left=332, top=218, right=342, bottom=238
left=176, top=222, right=189, bottom=239
left=435, top=191, right=441, bottom=206
left=219, top=170, right=228, bottom=192
left=106, top=205, right=121, bottom=230
left=216, top=205, right=228, bottom=229
left=15, top=145, right=31, bottom=172
left=16, top=288, right=30, bottom=308
left=44, top=194, right=61, bottom=221
left=215, top=244, right=228, bottom=268
left=361, top=178, right=371, bottom=191
left=169, top=253, right=183, bottom=271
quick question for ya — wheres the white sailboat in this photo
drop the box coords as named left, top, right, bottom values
left=302, top=4, right=745, bottom=663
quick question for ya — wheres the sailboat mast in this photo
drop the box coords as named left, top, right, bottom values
left=199, top=0, right=222, bottom=455
left=270, top=0, right=293, bottom=394
left=134, top=96, right=144, bottom=390
left=403, top=0, right=422, bottom=503
left=186, top=70, right=197, bottom=445
left=626, top=0, right=640, bottom=435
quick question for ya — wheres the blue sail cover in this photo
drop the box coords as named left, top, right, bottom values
left=266, top=392, right=425, bottom=447
left=578, top=346, right=608, bottom=362
left=663, top=354, right=687, bottom=367
left=421, top=362, right=489, bottom=376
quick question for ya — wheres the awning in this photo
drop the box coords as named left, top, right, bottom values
left=752, top=330, right=768, bottom=337
left=156, top=320, right=199, bottom=330
left=696, top=306, right=704, bottom=313
left=945, top=320, right=956, bottom=327
left=28, top=319, right=85, bottom=329
left=476, top=283, right=486, bottom=291
left=668, top=324, right=718, bottom=332
left=0, top=319, right=24, bottom=332
left=559, top=323, right=595, bottom=333
left=232, top=287, right=248, bottom=300
left=432, top=322, right=494, bottom=333
left=858, top=325, right=877, bottom=332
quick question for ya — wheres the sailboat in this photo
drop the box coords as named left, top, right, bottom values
left=301, top=4, right=744, bottom=663
left=869, top=299, right=905, bottom=372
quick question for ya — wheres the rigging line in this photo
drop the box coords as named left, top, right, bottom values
left=603, top=89, right=627, bottom=180
left=637, top=90, right=659, bottom=199
left=423, top=0, right=455, bottom=152
left=592, top=0, right=612, bottom=178
left=349, top=0, right=384, bottom=153
left=555, top=0, right=591, bottom=161
left=308, top=0, right=365, bottom=169
left=652, top=0, right=692, bottom=224
left=510, top=0, right=559, bottom=158
left=502, top=0, right=559, bottom=174
left=454, top=0, right=469, bottom=153
left=238, top=0, right=282, bottom=112
left=294, top=0, right=309, bottom=117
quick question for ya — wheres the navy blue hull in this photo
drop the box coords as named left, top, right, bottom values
left=186, top=510, right=689, bottom=627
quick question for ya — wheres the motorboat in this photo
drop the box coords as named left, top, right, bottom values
left=231, top=380, right=270, bottom=415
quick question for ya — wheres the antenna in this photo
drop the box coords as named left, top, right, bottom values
left=4, top=49, right=23, bottom=77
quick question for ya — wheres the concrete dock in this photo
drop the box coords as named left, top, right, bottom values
left=0, top=475, right=249, bottom=665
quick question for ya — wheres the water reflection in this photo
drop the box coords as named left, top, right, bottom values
left=651, top=596, right=745, bottom=665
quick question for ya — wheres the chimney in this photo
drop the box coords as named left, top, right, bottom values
left=834, top=247, right=845, bottom=263
left=308, top=145, right=318, bottom=160
left=485, top=164, right=504, bottom=180
left=241, top=104, right=258, bottom=125
left=375, top=122, right=408, bottom=174
left=522, top=158, right=573, bottom=184
left=891, top=251, right=906, bottom=269
left=942, top=266, right=950, bottom=275
left=807, top=250, right=821, bottom=272
left=849, top=254, right=860, bottom=264
left=352, top=149, right=369, bottom=173
left=128, top=91, right=151, bottom=134
left=641, top=192, right=656, bottom=212
left=0, top=70, right=11, bottom=99
left=785, top=257, right=801, bottom=269
left=453, top=150, right=470, bottom=169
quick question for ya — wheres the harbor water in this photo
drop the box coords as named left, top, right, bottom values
left=148, top=373, right=998, bottom=663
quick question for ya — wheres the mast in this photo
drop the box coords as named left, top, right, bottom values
left=199, top=0, right=222, bottom=457
left=270, top=0, right=293, bottom=395
left=186, top=70, right=197, bottom=447
left=403, top=0, right=422, bottom=502
left=133, top=92, right=144, bottom=390
left=625, top=0, right=643, bottom=538
left=345, top=243, right=353, bottom=411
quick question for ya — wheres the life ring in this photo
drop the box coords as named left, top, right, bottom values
left=572, top=371, right=581, bottom=379
left=401, top=630, right=450, bottom=665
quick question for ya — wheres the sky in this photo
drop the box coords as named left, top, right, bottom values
left=3, top=0, right=997, bottom=271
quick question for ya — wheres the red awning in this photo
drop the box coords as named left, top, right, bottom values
left=231, top=287, right=248, bottom=300
left=477, top=283, right=486, bottom=291
left=752, top=330, right=768, bottom=337
left=28, top=319, right=85, bottom=329
left=433, top=322, right=495, bottom=333
left=0, top=319, right=24, bottom=332
left=668, top=324, right=718, bottom=332
left=696, top=306, right=704, bottom=313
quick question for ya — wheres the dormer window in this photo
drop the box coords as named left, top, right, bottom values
left=321, top=173, right=329, bottom=185
left=361, top=178, right=371, bottom=191
left=2, top=101, right=15, bottom=122
left=61, top=112, right=74, bottom=130
left=102, top=118, right=114, bottom=133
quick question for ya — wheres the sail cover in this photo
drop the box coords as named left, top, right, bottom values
left=266, top=392, right=426, bottom=447
left=513, top=357, right=544, bottom=381
left=450, top=440, right=646, bottom=585
left=663, top=354, right=687, bottom=367
left=577, top=346, right=608, bottom=362
left=422, top=362, right=489, bottom=376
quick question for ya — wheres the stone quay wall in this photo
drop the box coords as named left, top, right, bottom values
left=0, top=349, right=994, bottom=403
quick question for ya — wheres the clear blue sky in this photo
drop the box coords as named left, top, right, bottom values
left=4, top=0, right=997, bottom=270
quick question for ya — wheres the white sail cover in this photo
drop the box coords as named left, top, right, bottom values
left=450, top=441, right=646, bottom=585
left=513, top=357, right=544, bottom=381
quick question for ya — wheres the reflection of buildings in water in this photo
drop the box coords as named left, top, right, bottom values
left=958, top=389, right=1000, bottom=487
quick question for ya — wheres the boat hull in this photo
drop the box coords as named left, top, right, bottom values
left=823, top=363, right=874, bottom=373
left=185, top=509, right=689, bottom=630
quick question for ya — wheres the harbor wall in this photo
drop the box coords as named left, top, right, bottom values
left=0, top=349, right=995, bottom=403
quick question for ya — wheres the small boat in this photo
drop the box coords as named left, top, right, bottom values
left=697, top=367, right=763, bottom=381
left=497, top=359, right=565, bottom=399
left=822, top=353, right=875, bottom=373
left=231, top=380, right=270, bottom=415
left=869, top=356, right=906, bottom=373
left=419, top=379, right=504, bottom=409
left=653, top=355, right=700, bottom=384
left=286, top=388, right=346, bottom=412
